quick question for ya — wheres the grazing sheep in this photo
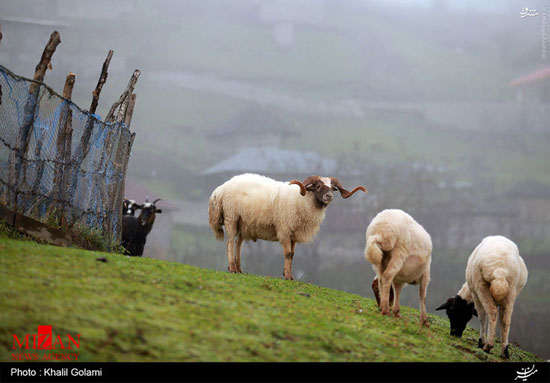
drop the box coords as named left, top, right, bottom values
left=364, top=209, right=432, bottom=326
left=436, top=235, right=528, bottom=358
left=122, top=197, right=139, bottom=216
left=121, top=199, right=162, bottom=257
left=208, top=173, right=367, bottom=280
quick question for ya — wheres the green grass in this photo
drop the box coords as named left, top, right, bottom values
left=0, top=237, right=543, bottom=362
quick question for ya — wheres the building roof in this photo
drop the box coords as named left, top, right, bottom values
left=201, top=146, right=337, bottom=175
left=509, top=67, right=550, bottom=86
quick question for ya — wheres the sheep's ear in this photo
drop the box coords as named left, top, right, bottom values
left=436, top=298, right=452, bottom=311
left=156, top=209, right=162, bottom=214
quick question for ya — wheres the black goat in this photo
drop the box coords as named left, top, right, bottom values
left=122, top=197, right=140, bottom=216
left=121, top=199, right=162, bottom=256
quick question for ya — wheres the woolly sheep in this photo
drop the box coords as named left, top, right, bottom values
left=364, top=209, right=432, bottom=326
left=208, top=173, right=367, bottom=280
left=436, top=235, right=528, bottom=358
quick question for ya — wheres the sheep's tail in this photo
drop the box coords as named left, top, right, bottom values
left=208, top=191, right=225, bottom=241
left=365, top=234, right=384, bottom=266
left=490, top=268, right=509, bottom=302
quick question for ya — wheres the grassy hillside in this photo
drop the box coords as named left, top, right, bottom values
left=0, top=236, right=543, bottom=362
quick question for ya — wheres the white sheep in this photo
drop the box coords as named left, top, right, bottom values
left=436, top=235, right=528, bottom=358
left=208, top=173, right=367, bottom=280
left=364, top=209, right=432, bottom=326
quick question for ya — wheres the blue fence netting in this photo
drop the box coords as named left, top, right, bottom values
left=0, top=64, right=133, bottom=241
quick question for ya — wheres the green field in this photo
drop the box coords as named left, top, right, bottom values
left=0, top=235, right=543, bottom=362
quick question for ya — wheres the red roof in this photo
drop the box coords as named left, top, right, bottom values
left=509, top=67, right=550, bottom=86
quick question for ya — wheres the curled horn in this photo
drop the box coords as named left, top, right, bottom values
left=289, top=180, right=306, bottom=196
left=152, top=198, right=162, bottom=205
left=330, top=177, right=367, bottom=199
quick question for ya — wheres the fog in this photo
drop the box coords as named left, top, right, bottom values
left=1, top=0, right=549, bottom=358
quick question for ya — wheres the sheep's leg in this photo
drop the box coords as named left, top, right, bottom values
left=225, top=222, right=238, bottom=273
left=391, top=282, right=404, bottom=318
left=281, top=238, right=294, bottom=281
left=472, top=293, right=487, bottom=348
left=418, top=271, right=430, bottom=327
left=483, top=307, right=498, bottom=354
left=234, top=235, right=244, bottom=273
left=499, top=298, right=514, bottom=359
left=379, top=251, right=405, bottom=316
left=476, top=288, right=497, bottom=353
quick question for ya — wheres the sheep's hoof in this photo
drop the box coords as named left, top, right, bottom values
left=380, top=309, right=390, bottom=316
left=477, top=338, right=484, bottom=349
left=283, top=271, right=294, bottom=280
left=483, top=344, right=493, bottom=354
left=392, top=311, right=401, bottom=318
left=420, top=319, right=430, bottom=328
left=501, top=345, right=510, bottom=359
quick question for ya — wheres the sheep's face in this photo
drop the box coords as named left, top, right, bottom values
left=306, top=177, right=335, bottom=207
left=436, top=295, right=477, bottom=337
left=289, top=176, right=367, bottom=206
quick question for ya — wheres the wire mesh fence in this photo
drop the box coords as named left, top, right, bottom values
left=0, top=64, right=133, bottom=241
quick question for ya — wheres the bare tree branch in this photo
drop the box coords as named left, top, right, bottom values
left=105, top=69, right=140, bottom=123
left=29, top=31, right=61, bottom=94
left=89, top=50, right=113, bottom=115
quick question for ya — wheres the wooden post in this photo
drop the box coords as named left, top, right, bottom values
left=67, top=53, right=115, bottom=224
left=8, top=31, right=61, bottom=210
left=89, top=50, right=113, bottom=115
left=62, top=72, right=76, bottom=99
left=124, top=93, right=137, bottom=127
left=29, top=31, right=61, bottom=94
left=110, top=93, right=137, bottom=240
left=30, top=72, right=76, bottom=211
left=105, top=69, right=140, bottom=123
left=48, top=72, right=76, bottom=230
left=100, top=69, right=139, bottom=237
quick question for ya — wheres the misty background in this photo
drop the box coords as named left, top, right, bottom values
left=1, top=0, right=549, bottom=358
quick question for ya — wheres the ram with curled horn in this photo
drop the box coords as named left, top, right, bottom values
left=208, top=173, right=367, bottom=280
